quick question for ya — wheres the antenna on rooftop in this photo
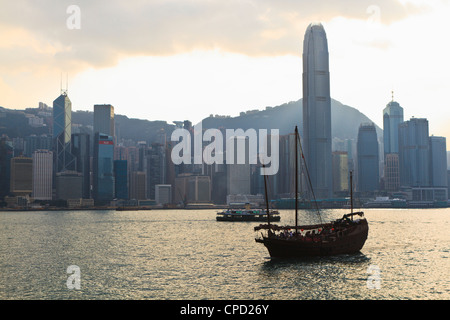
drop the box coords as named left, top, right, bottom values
left=60, top=72, right=68, bottom=95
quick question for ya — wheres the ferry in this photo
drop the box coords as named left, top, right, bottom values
left=216, top=204, right=280, bottom=222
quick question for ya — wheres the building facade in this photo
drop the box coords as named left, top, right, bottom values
left=71, top=133, right=90, bottom=199
left=93, top=133, right=115, bottom=204
left=10, top=156, right=32, bottom=196
left=94, top=104, right=115, bottom=137
left=114, top=160, right=128, bottom=200
left=357, top=123, right=379, bottom=193
left=399, top=118, right=430, bottom=187
left=429, top=136, right=447, bottom=188
left=332, top=151, right=348, bottom=194
left=32, top=150, right=53, bottom=200
left=383, top=99, right=404, bottom=154
left=53, top=92, right=75, bottom=172
left=302, top=22, right=332, bottom=199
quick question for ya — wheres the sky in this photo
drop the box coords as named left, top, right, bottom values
left=1, top=0, right=449, bottom=148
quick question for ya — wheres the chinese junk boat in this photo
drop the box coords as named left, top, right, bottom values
left=255, top=126, right=368, bottom=258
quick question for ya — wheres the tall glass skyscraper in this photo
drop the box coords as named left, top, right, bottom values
left=93, top=133, right=115, bottom=204
left=32, top=150, right=53, bottom=200
left=383, top=97, right=404, bottom=154
left=71, top=133, right=91, bottom=199
left=357, top=123, right=379, bottom=193
left=398, top=118, right=430, bottom=187
left=114, top=160, right=128, bottom=200
left=53, top=92, right=75, bottom=172
left=383, top=96, right=404, bottom=192
left=302, top=22, right=332, bottom=199
left=94, top=104, right=115, bottom=137
left=429, top=136, right=447, bottom=188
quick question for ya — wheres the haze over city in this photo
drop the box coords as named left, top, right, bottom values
left=1, top=0, right=449, bottom=145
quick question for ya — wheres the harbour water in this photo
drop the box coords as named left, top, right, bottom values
left=1, top=208, right=449, bottom=300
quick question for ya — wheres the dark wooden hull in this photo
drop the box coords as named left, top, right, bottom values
left=256, top=219, right=368, bottom=258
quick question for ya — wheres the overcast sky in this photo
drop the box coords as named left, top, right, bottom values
left=1, top=0, right=449, bottom=146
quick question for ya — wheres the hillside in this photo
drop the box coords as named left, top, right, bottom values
left=0, top=99, right=382, bottom=144
left=201, top=98, right=382, bottom=141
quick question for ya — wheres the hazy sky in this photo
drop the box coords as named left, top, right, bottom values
left=1, top=0, right=449, bottom=147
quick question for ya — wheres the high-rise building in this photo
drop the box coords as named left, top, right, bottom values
left=53, top=92, right=76, bottom=172
left=130, top=171, right=146, bottom=200
left=146, top=143, right=167, bottom=200
left=10, top=156, right=32, bottom=196
left=384, top=153, right=400, bottom=192
left=25, top=134, right=52, bottom=157
left=94, top=104, right=115, bottom=137
left=32, top=150, right=53, bottom=200
left=357, top=123, right=379, bottom=193
left=399, top=118, right=430, bottom=187
left=429, top=136, right=447, bottom=188
left=174, top=173, right=190, bottom=205
left=447, top=170, right=450, bottom=199
left=382, top=96, right=403, bottom=192
left=55, top=171, right=82, bottom=200
left=383, top=96, right=404, bottom=154
left=0, top=138, right=13, bottom=200
left=93, top=133, right=115, bottom=204
left=332, top=151, right=348, bottom=194
left=302, top=22, right=332, bottom=199
left=155, top=184, right=172, bottom=205
left=71, top=133, right=90, bottom=199
left=226, top=136, right=250, bottom=196
left=187, top=175, right=211, bottom=203
left=114, top=160, right=128, bottom=200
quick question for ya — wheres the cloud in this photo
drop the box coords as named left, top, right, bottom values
left=0, top=0, right=442, bottom=111
left=0, top=0, right=428, bottom=69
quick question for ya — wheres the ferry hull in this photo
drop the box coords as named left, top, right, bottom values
left=217, top=215, right=280, bottom=222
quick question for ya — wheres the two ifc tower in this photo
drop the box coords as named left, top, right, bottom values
left=302, top=22, right=333, bottom=200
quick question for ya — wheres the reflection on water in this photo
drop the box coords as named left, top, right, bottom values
left=1, top=208, right=449, bottom=300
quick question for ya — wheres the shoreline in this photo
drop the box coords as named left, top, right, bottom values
left=1, top=204, right=448, bottom=212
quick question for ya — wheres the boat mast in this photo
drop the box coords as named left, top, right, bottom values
left=295, top=126, right=299, bottom=234
left=350, top=170, right=354, bottom=220
left=263, top=164, right=271, bottom=231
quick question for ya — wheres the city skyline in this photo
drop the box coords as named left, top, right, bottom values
left=0, top=1, right=449, bottom=147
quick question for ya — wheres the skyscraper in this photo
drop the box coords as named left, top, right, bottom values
left=383, top=96, right=404, bottom=154
left=10, top=156, right=32, bottom=196
left=0, top=138, right=13, bottom=200
left=226, top=136, right=250, bottom=196
left=94, top=104, right=115, bottom=137
left=357, top=123, right=379, bottom=193
left=32, top=150, right=53, bottom=200
left=93, top=133, right=115, bottom=204
left=53, top=92, right=76, bottom=172
left=332, top=151, right=349, bottom=194
left=114, top=159, right=128, bottom=200
left=71, top=133, right=91, bottom=199
left=302, top=22, right=332, bottom=199
left=398, top=118, right=430, bottom=187
left=429, top=136, right=447, bottom=188
left=383, top=96, right=404, bottom=192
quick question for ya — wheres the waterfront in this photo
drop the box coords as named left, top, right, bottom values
left=0, top=208, right=449, bottom=300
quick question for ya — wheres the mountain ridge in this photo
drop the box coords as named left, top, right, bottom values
left=0, top=98, right=382, bottom=144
